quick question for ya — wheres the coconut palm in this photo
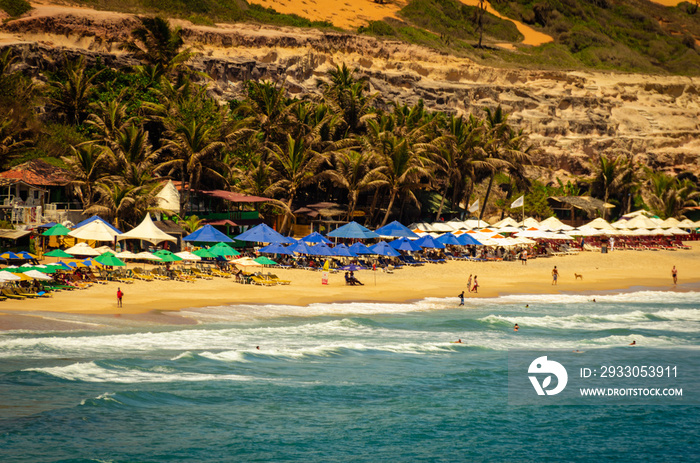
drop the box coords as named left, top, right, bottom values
left=48, top=56, right=102, bottom=125
left=320, top=150, right=383, bottom=221
left=646, top=172, right=699, bottom=219
left=591, top=153, right=636, bottom=218
left=62, top=143, right=110, bottom=208
left=120, top=16, right=192, bottom=77
left=268, top=134, right=324, bottom=233
left=86, top=180, right=138, bottom=229
left=86, top=97, right=133, bottom=143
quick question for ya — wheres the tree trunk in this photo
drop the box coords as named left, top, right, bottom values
left=347, top=190, right=358, bottom=222
left=435, top=183, right=448, bottom=221
left=380, top=190, right=397, bottom=227
left=279, top=195, right=295, bottom=235
left=368, top=188, right=380, bottom=226
left=479, top=174, right=495, bottom=221
left=464, top=178, right=475, bottom=219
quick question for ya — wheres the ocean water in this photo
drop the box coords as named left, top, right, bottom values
left=1, top=291, right=699, bottom=462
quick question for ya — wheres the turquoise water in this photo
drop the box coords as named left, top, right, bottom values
left=1, top=291, right=699, bottom=462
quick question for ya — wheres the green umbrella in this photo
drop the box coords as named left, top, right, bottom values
left=153, top=249, right=183, bottom=262
left=254, top=256, right=277, bottom=266
left=94, top=252, right=126, bottom=267
left=42, top=224, right=71, bottom=236
left=44, top=249, right=73, bottom=258
left=210, top=242, right=241, bottom=257
left=193, top=248, right=217, bottom=258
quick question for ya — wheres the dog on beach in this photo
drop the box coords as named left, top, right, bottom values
left=574, top=273, right=583, bottom=280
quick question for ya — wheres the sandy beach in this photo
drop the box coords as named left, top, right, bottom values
left=0, top=245, right=697, bottom=330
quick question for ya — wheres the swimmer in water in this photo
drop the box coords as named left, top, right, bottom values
left=629, top=340, right=636, bottom=346
left=514, top=324, right=519, bottom=332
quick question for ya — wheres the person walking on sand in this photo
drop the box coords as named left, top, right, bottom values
left=472, top=276, right=479, bottom=293
left=672, top=266, right=677, bottom=285
left=117, top=287, right=123, bottom=308
left=467, top=274, right=473, bottom=293
left=552, top=266, right=559, bottom=285
left=458, top=291, right=465, bottom=306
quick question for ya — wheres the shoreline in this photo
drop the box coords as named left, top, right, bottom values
left=1, top=246, right=698, bottom=331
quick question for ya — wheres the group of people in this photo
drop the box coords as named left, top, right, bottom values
left=344, top=271, right=363, bottom=286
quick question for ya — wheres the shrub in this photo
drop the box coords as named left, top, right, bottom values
left=0, top=0, right=31, bottom=17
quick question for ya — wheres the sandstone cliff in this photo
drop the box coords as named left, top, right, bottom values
left=2, top=7, right=699, bottom=181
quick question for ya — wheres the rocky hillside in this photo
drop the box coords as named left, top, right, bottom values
left=1, top=6, right=699, bottom=181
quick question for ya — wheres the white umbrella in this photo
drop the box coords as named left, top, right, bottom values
left=175, top=251, right=202, bottom=262
left=430, top=222, right=456, bottom=232
left=135, top=252, right=162, bottom=261
left=64, top=242, right=100, bottom=256
left=492, top=217, right=519, bottom=228
left=232, top=257, right=263, bottom=267
left=573, top=225, right=606, bottom=237
left=677, top=219, right=696, bottom=228
left=115, top=251, right=137, bottom=259
left=539, top=216, right=574, bottom=231
left=667, top=227, right=689, bottom=235
left=94, top=245, right=114, bottom=254
left=24, top=270, right=52, bottom=280
left=0, top=270, right=22, bottom=281
left=463, top=219, right=490, bottom=228
left=518, top=217, right=540, bottom=228
left=659, top=217, right=680, bottom=228
left=586, top=218, right=616, bottom=231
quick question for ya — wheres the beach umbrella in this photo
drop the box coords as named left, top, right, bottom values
left=349, top=242, right=374, bottom=255
left=44, top=249, right=73, bottom=258
left=210, top=242, right=241, bottom=257
left=24, top=270, right=53, bottom=280
left=33, top=265, right=58, bottom=274
left=231, top=257, right=263, bottom=267
left=677, top=218, right=695, bottom=228
left=175, top=251, right=202, bottom=262
left=0, top=251, right=20, bottom=260
left=49, top=261, right=73, bottom=271
left=133, top=251, right=162, bottom=261
left=309, top=243, right=335, bottom=257
left=300, top=231, right=332, bottom=244
left=538, top=216, right=574, bottom=231
left=42, top=224, right=71, bottom=236
left=94, top=252, right=126, bottom=267
left=235, top=223, right=294, bottom=244
left=339, top=264, right=364, bottom=272
left=193, top=248, right=218, bottom=258
left=289, top=240, right=315, bottom=255
left=254, top=256, right=278, bottom=266
left=153, top=250, right=183, bottom=262
left=183, top=224, right=234, bottom=243
left=430, top=222, right=456, bottom=233
left=374, top=220, right=420, bottom=238
left=369, top=241, right=401, bottom=257
left=390, top=237, right=422, bottom=252
left=436, top=233, right=461, bottom=246
left=16, top=251, right=38, bottom=260
left=64, top=242, right=100, bottom=257
left=0, top=270, right=22, bottom=281
left=115, top=251, right=137, bottom=260
left=258, top=243, right=295, bottom=256
left=667, top=227, right=690, bottom=235
left=327, top=221, right=379, bottom=240
left=415, top=235, right=445, bottom=249
left=332, top=243, right=357, bottom=257
left=456, top=233, right=483, bottom=246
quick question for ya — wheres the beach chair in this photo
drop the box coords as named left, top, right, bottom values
left=266, top=273, right=291, bottom=285
left=132, top=268, right=155, bottom=281
left=149, top=268, right=170, bottom=280
left=250, top=275, right=275, bottom=286
left=2, top=288, right=26, bottom=299
left=210, top=268, right=233, bottom=278
left=14, top=287, right=48, bottom=298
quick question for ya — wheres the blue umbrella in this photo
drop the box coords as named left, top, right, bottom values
left=375, top=220, right=419, bottom=238
left=369, top=241, right=401, bottom=257
left=73, top=215, right=122, bottom=234
left=259, top=243, right=295, bottom=255
left=0, top=251, right=20, bottom=260
left=235, top=223, right=295, bottom=244
left=289, top=240, right=315, bottom=255
left=349, top=242, right=374, bottom=255
left=327, top=221, right=379, bottom=239
left=332, top=243, right=357, bottom=257
left=457, top=233, right=483, bottom=246
left=436, top=232, right=461, bottom=246
left=16, top=251, right=37, bottom=260
left=416, top=235, right=445, bottom=249
left=390, top=237, right=422, bottom=252
left=184, top=224, right=234, bottom=243
left=300, top=231, right=332, bottom=245
left=309, top=243, right=335, bottom=257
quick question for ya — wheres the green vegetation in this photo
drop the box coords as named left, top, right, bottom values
left=0, top=0, right=31, bottom=17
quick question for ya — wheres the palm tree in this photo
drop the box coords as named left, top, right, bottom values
left=120, top=16, right=192, bottom=77
left=158, top=119, right=226, bottom=215
left=646, top=172, right=699, bottom=219
left=239, top=80, right=293, bottom=146
left=591, top=153, right=636, bottom=218
left=86, top=180, right=138, bottom=229
left=268, top=134, right=323, bottom=233
left=48, top=56, right=102, bottom=125
left=86, top=97, right=133, bottom=143
left=62, top=143, right=109, bottom=208
left=320, top=64, right=376, bottom=137
left=180, top=215, right=204, bottom=233
left=320, top=150, right=383, bottom=221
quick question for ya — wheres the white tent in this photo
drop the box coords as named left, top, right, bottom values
left=68, top=220, right=120, bottom=242
left=573, top=225, right=606, bottom=236
left=538, top=216, right=574, bottom=231
left=156, top=180, right=180, bottom=214
left=659, top=217, right=680, bottom=228
left=135, top=252, right=162, bottom=261
left=492, top=217, right=519, bottom=228
left=117, top=213, right=177, bottom=245
left=94, top=245, right=114, bottom=254
left=625, top=216, right=659, bottom=230
left=430, top=222, right=456, bottom=232
left=518, top=217, right=540, bottom=228
left=408, top=222, right=435, bottom=232
left=623, top=209, right=654, bottom=219
left=586, top=218, right=616, bottom=231
left=65, top=242, right=100, bottom=256
left=667, top=227, right=689, bottom=235
left=175, top=251, right=202, bottom=262
left=464, top=219, right=490, bottom=228
left=677, top=218, right=696, bottom=228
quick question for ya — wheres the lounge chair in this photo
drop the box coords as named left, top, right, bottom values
left=132, top=268, right=154, bottom=281
left=266, top=273, right=291, bottom=285
left=150, top=268, right=170, bottom=280
left=15, top=287, right=48, bottom=298
left=2, top=288, right=26, bottom=299
left=250, top=275, right=275, bottom=286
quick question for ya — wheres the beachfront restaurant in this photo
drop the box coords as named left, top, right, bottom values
left=548, top=196, right=616, bottom=227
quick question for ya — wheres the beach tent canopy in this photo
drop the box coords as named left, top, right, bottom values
left=289, top=240, right=315, bottom=255
left=457, top=233, right=483, bottom=246
left=64, top=242, right=100, bottom=256
left=415, top=235, right=446, bottom=249
left=134, top=251, right=162, bottom=261
left=153, top=249, right=182, bottom=262
left=677, top=218, right=696, bottom=228
left=175, top=251, right=202, bottom=261
left=390, top=236, right=422, bottom=252
left=73, top=216, right=122, bottom=234
left=183, top=224, right=233, bottom=243
left=492, top=217, right=519, bottom=228
left=408, top=222, right=436, bottom=232
left=0, top=251, right=20, bottom=260
left=42, top=223, right=72, bottom=236
left=68, top=220, right=121, bottom=242
left=327, top=221, right=379, bottom=239
left=16, top=251, right=37, bottom=259
left=332, top=243, right=357, bottom=257
left=586, top=218, right=616, bottom=230
left=115, top=251, right=137, bottom=259
left=659, top=217, right=680, bottom=228
left=300, top=231, right=332, bottom=244
left=235, top=223, right=294, bottom=244
left=192, top=248, right=217, bottom=258
left=369, top=241, right=401, bottom=257
left=118, top=214, right=177, bottom=244
left=538, top=216, right=574, bottom=231
left=155, top=180, right=180, bottom=214
left=209, top=242, right=241, bottom=257
left=95, top=252, right=126, bottom=267
left=231, top=257, right=263, bottom=267
left=463, top=219, right=490, bottom=229
left=375, top=220, right=420, bottom=238
left=430, top=222, right=456, bottom=233
left=436, top=232, right=462, bottom=246
left=254, top=256, right=277, bottom=266
left=309, top=243, right=335, bottom=257
left=349, top=242, right=374, bottom=255
left=258, top=243, right=295, bottom=256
